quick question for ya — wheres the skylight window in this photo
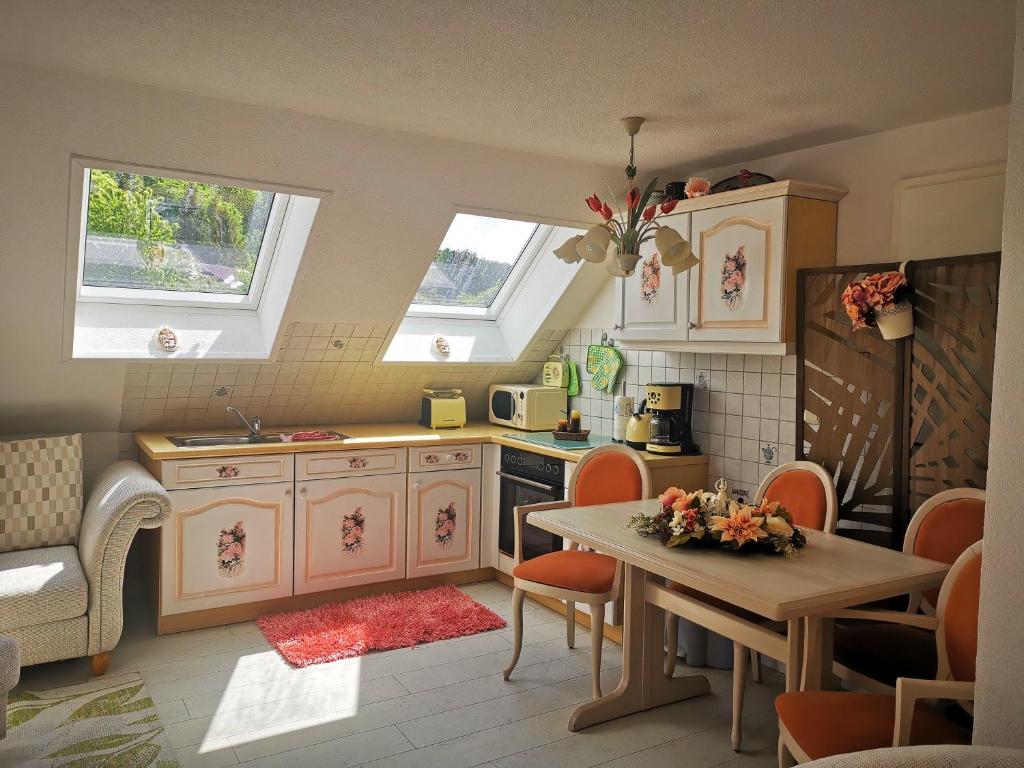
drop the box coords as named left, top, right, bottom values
left=78, top=168, right=285, bottom=307
left=409, top=213, right=541, bottom=317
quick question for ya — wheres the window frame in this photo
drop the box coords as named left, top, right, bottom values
left=70, top=158, right=292, bottom=312
left=405, top=211, right=552, bottom=321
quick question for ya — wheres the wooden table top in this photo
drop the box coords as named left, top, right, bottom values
left=528, top=499, right=949, bottom=621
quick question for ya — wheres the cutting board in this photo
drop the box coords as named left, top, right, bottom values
left=502, top=432, right=614, bottom=451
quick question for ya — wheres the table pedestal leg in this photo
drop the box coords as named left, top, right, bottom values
left=568, top=565, right=710, bottom=731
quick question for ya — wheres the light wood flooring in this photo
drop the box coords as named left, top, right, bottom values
left=16, top=580, right=784, bottom=768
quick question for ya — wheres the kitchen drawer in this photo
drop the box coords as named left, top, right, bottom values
left=158, top=454, right=293, bottom=490
left=408, top=443, right=482, bottom=471
left=297, top=448, right=407, bottom=480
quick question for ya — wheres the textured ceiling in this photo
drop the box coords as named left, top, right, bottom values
left=0, top=0, right=1015, bottom=171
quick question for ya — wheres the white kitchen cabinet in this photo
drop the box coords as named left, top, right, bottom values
left=614, top=211, right=692, bottom=342
left=294, top=474, right=407, bottom=594
left=407, top=467, right=481, bottom=578
left=688, top=197, right=787, bottom=343
left=160, top=481, right=294, bottom=615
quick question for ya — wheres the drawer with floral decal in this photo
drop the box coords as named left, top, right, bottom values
left=296, top=448, right=408, bottom=480
left=408, top=443, right=481, bottom=471
left=158, top=454, right=294, bottom=490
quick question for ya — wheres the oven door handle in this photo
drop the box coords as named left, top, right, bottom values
left=495, top=470, right=561, bottom=493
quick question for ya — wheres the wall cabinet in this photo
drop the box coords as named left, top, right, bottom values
left=160, top=481, right=294, bottom=616
left=407, top=467, right=481, bottom=578
left=611, top=181, right=843, bottom=347
left=294, top=474, right=407, bottom=594
left=614, top=212, right=692, bottom=342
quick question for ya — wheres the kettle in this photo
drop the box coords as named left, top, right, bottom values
left=625, top=399, right=652, bottom=451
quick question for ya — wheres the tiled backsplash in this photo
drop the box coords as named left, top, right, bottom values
left=119, top=322, right=566, bottom=432
left=557, top=328, right=799, bottom=499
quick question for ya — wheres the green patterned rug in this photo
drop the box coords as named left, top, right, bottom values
left=2, top=672, right=179, bottom=767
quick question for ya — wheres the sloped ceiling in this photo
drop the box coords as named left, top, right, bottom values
left=0, top=0, right=1015, bottom=172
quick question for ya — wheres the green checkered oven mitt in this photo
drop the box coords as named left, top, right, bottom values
left=586, top=344, right=624, bottom=394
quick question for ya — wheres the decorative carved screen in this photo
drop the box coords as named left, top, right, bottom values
left=904, top=254, right=1000, bottom=514
left=797, top=254, right=1000, bottom=548
left=797, top=264, right=905, bottom=547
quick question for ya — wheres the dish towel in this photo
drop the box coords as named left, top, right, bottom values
left=586, top=344, right=624, bottom=394
left=566, top=358, right=580, bottom=397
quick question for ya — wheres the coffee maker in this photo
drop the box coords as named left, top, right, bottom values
left=644, top=383, right=698, bottom=455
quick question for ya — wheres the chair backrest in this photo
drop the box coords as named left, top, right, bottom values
left=754, top=461, right=838, bottom=533
left=903, top=488, right=985, bottom=613
left=568, top=444, right=651, bottom=507
left=935, top=541, right=983, bottom=685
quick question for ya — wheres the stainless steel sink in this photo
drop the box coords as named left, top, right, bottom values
left=168, top=431, right=348, bottom=448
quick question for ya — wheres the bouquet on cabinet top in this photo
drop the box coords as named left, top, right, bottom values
left=625, top=480, right=807, bottom=557
left=841, top=269, right=914, bottom=339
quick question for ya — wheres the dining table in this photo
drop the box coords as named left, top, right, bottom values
left=526, top=498, right=950, bottom=731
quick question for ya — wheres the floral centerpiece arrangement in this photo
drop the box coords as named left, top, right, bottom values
left=626, top=480, right=807, bottom=557
left=841, top=269, right=914, bottom=340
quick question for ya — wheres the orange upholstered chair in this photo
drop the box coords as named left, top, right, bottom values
left=503, top=444, right=650, bottom=699
left=664, top=461, right=838, bottom=751
left=831, top=488, right=985, bottom=693
left=776, top=542, right=982, bottom=766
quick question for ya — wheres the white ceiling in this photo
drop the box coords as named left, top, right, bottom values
left=0, top=0, right=1015, bottom=171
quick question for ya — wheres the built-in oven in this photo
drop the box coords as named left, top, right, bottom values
left=497, top=446, right=564, bottom=561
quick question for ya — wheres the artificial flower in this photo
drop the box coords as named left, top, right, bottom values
left=710, top=502, right=768, bottom=547
left=600, top=202, right=613, bottom=221
left=658, top=486, right=687, bottom=507
left=684, top=177, right=711, bottom=198
left=764, top=514, right=794, bottom=538
left=585, top=194, right=603, bottom=213
left=642, top=204, right=656, bottom=221
left=625, top=186, right=640, bottom=210
left=660, top=198, right=678, bottom=214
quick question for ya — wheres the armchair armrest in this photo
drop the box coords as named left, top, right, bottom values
left=512, top=500, right=570, bottom=565
left=827, top=609, right=938, bottom=631
left=893, top=677, right=975, bottom=746
left=78, top=461, right=171, bottom=654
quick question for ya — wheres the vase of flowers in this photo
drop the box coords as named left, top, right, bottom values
left=626, top=480, right=807, bottom=557
left=841, top=269, right=913, bottom=340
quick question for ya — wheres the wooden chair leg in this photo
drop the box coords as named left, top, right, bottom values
left=566, top=600, right=576, bottom=649
left=731, top=642, right=747, bottom=751
left=89, top=652, right=110, bottom=676
left=502, top=587, right=525, bottom=681
left=590, top=602, right=605, bottom=699
left=664, top=611, right=679, bottom=676
left=778, top=734, right=797, bottom=767
left=750, top=649, right=762, bottom=683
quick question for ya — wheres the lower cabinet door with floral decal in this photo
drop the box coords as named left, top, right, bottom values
left=294, top=473, right=407, bottom=594
left=407, top=467, right=481, bottom=578
left=688, top=197, right=786, bottom=342
left=614, top=211, right=692, bottom=342
left=160, top=481, right=294, bottom=616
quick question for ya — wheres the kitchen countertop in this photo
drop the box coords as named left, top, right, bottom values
left=135, top=422, right=709, bottom=466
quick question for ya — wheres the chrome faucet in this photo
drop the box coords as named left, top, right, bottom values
left=226, top=406, right=262, bottom=439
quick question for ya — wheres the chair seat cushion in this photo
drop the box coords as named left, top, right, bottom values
left=0, top=546, right=88, bottom=632
left=834, top=622, right=938, bottom=687
left=513, top=550, right=617, bottom=594
left=776, top=691, right=970, bottom=762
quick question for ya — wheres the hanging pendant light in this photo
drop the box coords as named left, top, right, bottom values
left=554, top=117, right=696, bottom=277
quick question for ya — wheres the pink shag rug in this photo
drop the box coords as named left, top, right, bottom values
left=257, top=584, right=507, bottom=667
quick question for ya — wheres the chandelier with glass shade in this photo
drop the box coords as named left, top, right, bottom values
left=554, top=117, right=697, bottom=278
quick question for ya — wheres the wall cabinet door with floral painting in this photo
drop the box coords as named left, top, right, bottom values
left=294, top=473, right=407, bottom=594
left=160, top=481, right=294, bottom=615
left=614, top=212, right=692, bottom=342
left=407, top=467, right=481, bottom=578
left=688, top=197, right=786, bottom=342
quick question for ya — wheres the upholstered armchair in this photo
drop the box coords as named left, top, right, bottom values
left=0, top=435, right=170, bottom=675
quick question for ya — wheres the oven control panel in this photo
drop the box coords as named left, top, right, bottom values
left=500, top=447, right=564, bottom=485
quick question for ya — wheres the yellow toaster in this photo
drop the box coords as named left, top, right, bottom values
left=419, top=389, right=467, bottom=429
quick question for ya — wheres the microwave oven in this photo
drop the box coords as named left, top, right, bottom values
left=488, top=384, right=566, bottom=431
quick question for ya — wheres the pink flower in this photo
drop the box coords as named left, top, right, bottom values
left=658, top=487, right=688, bottom=507
left=685, top=177, right=711, bottom=198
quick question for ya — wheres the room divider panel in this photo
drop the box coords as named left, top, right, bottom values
left=796, top=253, right=999, bottom=548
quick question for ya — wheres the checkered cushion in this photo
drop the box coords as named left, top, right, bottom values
left=0, top=434, right=83, bottom=553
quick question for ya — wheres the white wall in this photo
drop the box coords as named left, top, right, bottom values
left=671, top=107, right=1010, bottom=266
left=0, top=63, right=613, bottom=442
left=974, top=0, right=1024, bottom=748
